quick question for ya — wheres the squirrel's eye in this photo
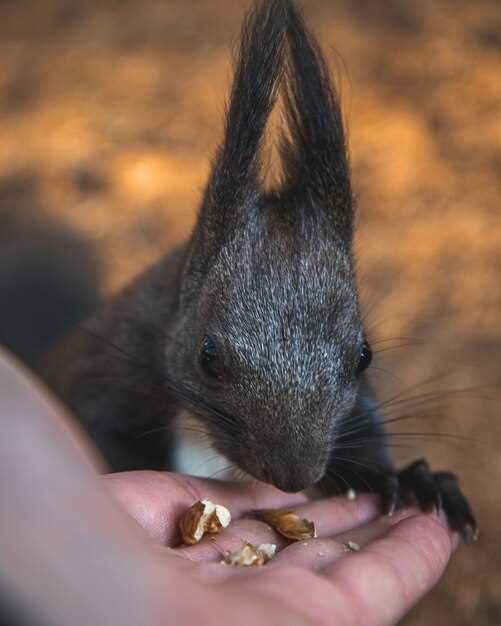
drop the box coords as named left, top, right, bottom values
left=356, top=340, right=372, bottom=376
left=200, top=336, right=223, bottom=380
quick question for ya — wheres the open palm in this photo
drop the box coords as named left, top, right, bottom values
left=107, top=471, right=456, bottom=626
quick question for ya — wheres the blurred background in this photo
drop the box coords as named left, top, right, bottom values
left=0, top=0, right=499, bottom=624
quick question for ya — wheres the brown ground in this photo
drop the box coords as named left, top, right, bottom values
left=1, top=1, right=500, bottom=624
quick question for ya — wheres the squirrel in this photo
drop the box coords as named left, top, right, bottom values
left=27, top=0, right=476, bottom=542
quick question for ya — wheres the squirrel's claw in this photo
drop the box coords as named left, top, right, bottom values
left=377, top=459, right=478, bottom=544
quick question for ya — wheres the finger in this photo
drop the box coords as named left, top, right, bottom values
left=243, top=512, right=456, bottom=626
left=222, top=493, right=380, bottom=555
left=273, top=493, right=380, bottom=538
left=321, top=513, right=457, bottom=625
left=269, top=507, right=417, bottom=571
left=105, top=471, right=309, bottom=545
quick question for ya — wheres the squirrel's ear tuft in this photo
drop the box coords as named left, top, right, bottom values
left=184, top=0, right=354, bottom=292
left=184, top=1, right=288, bottom=288
left=280, top=2, right=353, bottom=244
left=198, top=0, right=288, bottom=235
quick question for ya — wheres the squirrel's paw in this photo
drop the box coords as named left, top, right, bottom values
left=377, top=459, right=478, bottom=544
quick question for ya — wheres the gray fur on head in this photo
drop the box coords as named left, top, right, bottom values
left=165, top=0, right=364, bottom=491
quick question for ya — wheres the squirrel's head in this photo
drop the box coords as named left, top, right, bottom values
left=166, top=0, right=371, bottom=492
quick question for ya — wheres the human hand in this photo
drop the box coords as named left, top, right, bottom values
left=0, top=348, right=457, bottom=626
left=107, top=470, right=457, bottom=626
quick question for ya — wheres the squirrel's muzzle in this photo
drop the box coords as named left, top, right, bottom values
left=267, top=466, right=325, bottom=493
left=256, top=449, right=328, bottom=493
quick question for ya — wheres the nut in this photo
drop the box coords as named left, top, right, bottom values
left=205, top=501, right=231, bottom=534
left=346, top=488, right=357, bottom=501
left=179, top=499, right=231, bottom=545
left=254, top=508, right=316, bottom=541
left=223, top=542, right=277, bottom=567
left=343, top=540, right=360, bottom=552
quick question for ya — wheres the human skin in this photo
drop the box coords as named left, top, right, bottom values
left=0, top=348, right=457, bottom=626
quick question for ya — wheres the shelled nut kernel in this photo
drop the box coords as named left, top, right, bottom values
left=223, top=543, right=277, bottom=567
left=179, top=499, right=231, bottom=545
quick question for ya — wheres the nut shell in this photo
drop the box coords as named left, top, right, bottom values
left=254, top=508, right=316, bottom=541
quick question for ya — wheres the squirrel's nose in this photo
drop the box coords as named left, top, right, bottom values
left=261, top=463, right=324, bottom=493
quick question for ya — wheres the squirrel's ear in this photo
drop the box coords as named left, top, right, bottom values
left=280, top=2, right=353, bottom=244
left=190, top=0, right=287, bottom=262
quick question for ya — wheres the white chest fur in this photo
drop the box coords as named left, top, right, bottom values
left=172, top=410, right=237, bottom=480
